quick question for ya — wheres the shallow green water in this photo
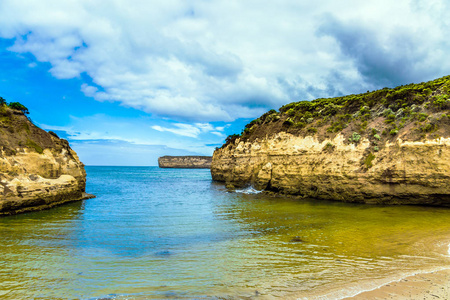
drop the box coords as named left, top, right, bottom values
left=1, top=166, right=449, bottom=299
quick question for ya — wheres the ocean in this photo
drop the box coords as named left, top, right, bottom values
left=1, top=166, right=450, bottom=299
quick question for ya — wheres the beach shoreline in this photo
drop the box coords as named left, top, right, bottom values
left=342, top=268, right=450, bottom=299
left=340, top=241, right=450, bottom=299
left=293, top=240, right=450, bottom=300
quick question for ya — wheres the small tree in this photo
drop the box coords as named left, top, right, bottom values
left=0, top=96, right=5, bottom=106
left=8, top=102, right=29, bottom=114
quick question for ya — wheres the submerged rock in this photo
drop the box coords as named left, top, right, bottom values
left=289, top=236, right=304, bottom=243
left=0, top=105, right=93, bottom=216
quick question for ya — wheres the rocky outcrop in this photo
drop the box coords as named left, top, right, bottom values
left=0, top=106, right=93, bottom=216
left=212, top=133, right=450, bottom=205
left=158, top=156, right=212, bottom=169
left=211, top=75, right=450, bottom=205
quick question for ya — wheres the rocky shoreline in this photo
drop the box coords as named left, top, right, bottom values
left=0, top=105, right=92, bottom=216
left=211, top=75, right=450, bottom=206
left=211, top=133, right=450, bottom=205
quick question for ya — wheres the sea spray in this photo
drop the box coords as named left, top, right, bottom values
left=234, top=186, right=262, bottom=194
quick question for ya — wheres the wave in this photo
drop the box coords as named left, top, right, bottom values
left=234, top=186, right=262, bottom=194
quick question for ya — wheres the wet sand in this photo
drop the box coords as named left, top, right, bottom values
left=343, top=269, right=450, bottom=299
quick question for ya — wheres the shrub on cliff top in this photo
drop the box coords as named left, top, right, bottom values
left=235, top=75, right=450, bottom=145
left=8, top=102, right=29, bottom=114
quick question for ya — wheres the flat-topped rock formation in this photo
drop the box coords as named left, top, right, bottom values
left=0, top=104, right=93, bottom=216
left=158, top=156, right=212, bottom=169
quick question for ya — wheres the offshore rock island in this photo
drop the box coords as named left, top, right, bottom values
left=0, top=103, right=93, bottom=216
left=158, top=156, right=212, bottom=169
left=211, top=75, right=450, bottom=205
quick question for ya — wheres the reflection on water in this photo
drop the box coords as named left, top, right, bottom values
left=0, top=166, right=449, bottom=299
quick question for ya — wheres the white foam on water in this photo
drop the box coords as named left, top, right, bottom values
left=234, top=186, right=262, bottom=194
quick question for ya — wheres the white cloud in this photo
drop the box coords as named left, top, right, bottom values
left=1, top=0, right=449, bottom=121
left=211, top=131, right=225, bottom=137
left=151, top=122, right=224, bottom=138
left=152, top=124, right=201, bottom=138
left=38, top=114, right=225, bottom=156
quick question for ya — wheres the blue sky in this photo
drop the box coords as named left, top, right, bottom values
left=1, top=0, right=449, bottom=166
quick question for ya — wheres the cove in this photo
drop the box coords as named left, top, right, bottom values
left=1, top=166, right=449, bottom=299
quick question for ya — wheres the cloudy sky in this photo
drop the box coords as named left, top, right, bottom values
left=0, top=0, right=449, bottom=165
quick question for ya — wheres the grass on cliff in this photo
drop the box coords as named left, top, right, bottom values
left=26, top=139, right=44, bottom=154
left=0, top=103, right=53, bottom=155
left=221, top=75, right=450, bottom=150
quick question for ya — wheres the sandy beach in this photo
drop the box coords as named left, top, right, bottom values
left=343, top=269, right=450, bottom=299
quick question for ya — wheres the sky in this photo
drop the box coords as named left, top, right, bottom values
left=0, top=0, right=449, bottom=166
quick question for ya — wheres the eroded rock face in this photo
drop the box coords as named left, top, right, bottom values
left=0, top=107, right=91, bottom=215
left=211, top=133, right=450, bottom=205
left=158, top=156, right=212, bottom=169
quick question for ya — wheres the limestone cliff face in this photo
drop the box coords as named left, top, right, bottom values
left=158, top=156, right=212, bottom=169
left=211, top=75, right=450, bottom=205
left=212, top=133, right=450, bottom=205
left=0, top=106, right=92, bottom=215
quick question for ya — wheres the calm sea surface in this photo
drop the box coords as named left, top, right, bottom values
left=1, top=166, right=450, bottom=299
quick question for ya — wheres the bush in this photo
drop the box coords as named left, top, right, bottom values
left=418, top=113, right=428, bottom=122
left=390, top=129, right=398, bottom=135
left=283, top=117, right=294, bottom=126
left=322, top=142, right=335, bottom=152
left=307, top=127, right=317, bottom=134
left=8, top=102, right=29, bottom=114
left=294, top=121, right=306, bottom=128
left=349, top=132, right=361, bottom=143
left=432, top=95, right=449, bottom=109
left=0, top=96, right=5, bottom=106
left=421, top=123, right=438, bottom=133
left=225, top=134, right=240, bottom=145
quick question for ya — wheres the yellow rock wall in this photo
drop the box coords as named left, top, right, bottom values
left=0, top=110, right=90, bottom=215
left=211, top=133, right=450, bottom=205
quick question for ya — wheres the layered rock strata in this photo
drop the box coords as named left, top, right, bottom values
left=211, top=133, right=450, bottom=205
left=211, top=75, right=450, bottom=205
left=158, top=156, right=212, bottom=169
left=0, top=107, right=93, bottom=216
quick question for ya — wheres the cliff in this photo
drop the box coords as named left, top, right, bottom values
left=211, top=75, right=450, bottom=205
left=158, top=156, right=212, bottom=169
left=0, top=104, right=93, bottom=216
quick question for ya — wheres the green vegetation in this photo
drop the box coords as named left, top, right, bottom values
left=8, top=102, right=29, bottom=114
left=432, top=94, right=449, bottom=109
left=0, top=96, right=30, bottom=114
left=322, top=142, right=335, bottom=153
left=26, top=139, right=43, bottom=154
left=21, top=122, right=30, bottom=134
left=364, top=153, right=376, bottom=168
left=418, top=113, right=428, bottom=122
left=349, top=132, right=361, bottom=143
left=307, top=127, right=317, bottom=135
left=220, top=75, right=450, bottom=149
left=389, top=129, right=398, bottom=135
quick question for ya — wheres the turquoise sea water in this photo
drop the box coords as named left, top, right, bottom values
left=1, top=166, right=450, bottom=299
